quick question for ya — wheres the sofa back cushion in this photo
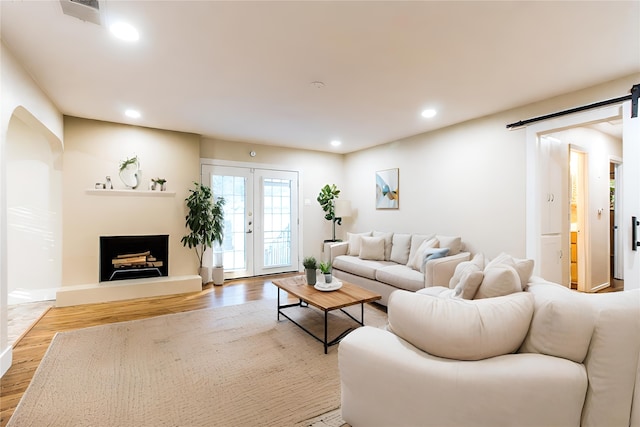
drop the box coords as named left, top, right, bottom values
left=388, top=290, right=534, bottom=361
left=372, top=231, right=393, bottom=261
left=519, top=282, right=596, bottom=363
left=389, top=233, right=412, bottom=264
left=436, top=235, right=462, bottom=256
left=485, top=252, right=534, bottom=290
left=347, top=231, right=372, bottom=256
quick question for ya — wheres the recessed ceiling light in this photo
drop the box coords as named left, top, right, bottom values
left=330, top=140, right=342, bottom=147
left=421, top=109, right=437, bottom=118
left=125, top=109, right=141, bottom=119
left=110, top=22, right=139, bottom=42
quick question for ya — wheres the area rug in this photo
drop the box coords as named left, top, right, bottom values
left=8, top=299, right=387, bottom=426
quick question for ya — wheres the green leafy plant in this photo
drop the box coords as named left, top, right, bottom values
left=317, top=184, right=340, bottom=221
left=119, top=155, right=139, bottom=172
left=181, top=182, right=225, bottom=268
left=303, top=256, right=318, bottom=269
left=318, top=261, right=332, bottom=274
left=152, top=178, right=167, bottom=185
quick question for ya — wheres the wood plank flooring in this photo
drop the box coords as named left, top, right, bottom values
left=0, top=273, right=305, bottom=427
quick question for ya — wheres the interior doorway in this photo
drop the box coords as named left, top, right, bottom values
left=610, top=160, right=624, bottom=284
left=569, top=148, right=587, bottom=291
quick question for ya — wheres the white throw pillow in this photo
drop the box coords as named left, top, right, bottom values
left=389, top=233, right=412, bottom=264
left=347, top=231, right=372, bottom=256
left=408, top=237, right=438, bottom=271
left=372, top=231, right=394, bottom=261
left=520, top=282, right=597, bottom=363
left=448, top=253, right=484, bottom=289
left=436, top=235, right=462, bottom=256
left=406, top=234, right=435, bottom=267
left=474, top=265, right=521, bottom=299
left=388, top=290, right=534, bottom=361
left=485, top=252, right=534, bottom=290
left=358, top=236, right=385, bottom=261
left=454, top=270, right=484, bottom=299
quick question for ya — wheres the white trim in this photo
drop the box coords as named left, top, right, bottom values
left=0, top=344, right=12, bottom=378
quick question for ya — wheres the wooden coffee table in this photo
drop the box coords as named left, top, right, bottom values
left=272, top=275, right=381, bottom=353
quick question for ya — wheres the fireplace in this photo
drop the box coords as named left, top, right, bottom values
left=99, top=235, right=169, bottom=282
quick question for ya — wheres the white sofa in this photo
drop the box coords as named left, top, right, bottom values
left=339, top=278, right=640, bottom=427
left=328, top=231, right=470, bottom=305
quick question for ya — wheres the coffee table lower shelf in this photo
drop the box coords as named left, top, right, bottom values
left=277, top=297, right=365, bottom=354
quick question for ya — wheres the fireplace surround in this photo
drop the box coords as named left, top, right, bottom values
left=100, top=235, right=169, bottom=282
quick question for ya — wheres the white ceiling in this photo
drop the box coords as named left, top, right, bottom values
left=1, top=1, right=638, bottom=153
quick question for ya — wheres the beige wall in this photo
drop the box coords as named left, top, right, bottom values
left=344, top=74, right=639, bottom=260
left=62, top=117, right=200, bottom=286
left=200, top=138, right=344, bottom=262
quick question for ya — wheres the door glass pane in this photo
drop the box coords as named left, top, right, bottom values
left=262, top=178, right=291, bottom=268
left=212, top=174, right=247, bottom=272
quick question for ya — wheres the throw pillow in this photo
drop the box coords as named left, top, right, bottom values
left=358, top=236, right=385, bottom=261
left=436, top=235, right=462, bottom=256
left=406, top=234, right=435, bottom=267
left=485, top=252, right=534, bottom=290
left=373, top=231, right=394, bottom=261
left=420, top=247, right=450, bottom=273
left=388, top=290, right=534, bottom=361
left=474, top=265, right=521, bottom=299
left=347, top=231, right=372, bottom=256
left=454, top=270, right=484, bottom=299
left=448, top=253, right=484, bottom=289
left=389, top=233, right=412, bottom=264
left=408, top=237, right=438, bottom=271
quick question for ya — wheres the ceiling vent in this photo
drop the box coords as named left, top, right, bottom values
left=59, top=0, right=103, bottom=26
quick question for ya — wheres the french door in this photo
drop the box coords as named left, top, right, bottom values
left=201, top=164, right=299, bottom=278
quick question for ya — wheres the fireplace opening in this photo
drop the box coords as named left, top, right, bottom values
left=100, top=235, right=169, bottom=282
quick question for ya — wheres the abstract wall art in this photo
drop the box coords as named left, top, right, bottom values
left=375, top=168, right=399, bottom=209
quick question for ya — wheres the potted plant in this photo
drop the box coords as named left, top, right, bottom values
left=319, top=261, right=332, bottom=284
left=181, top=182, right=225, bottom=285
left=152, top=178, right=167, bottom=191
left=303, top=256, right=318, bottom=285
left=317, top=184, right=341, bottom=241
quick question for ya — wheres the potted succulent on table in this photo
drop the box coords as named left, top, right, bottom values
left=181, top=182, right=225, bottom=285
left=303, top=256, right=318, bottom=285
left=319, top=261, right=332, bottom=284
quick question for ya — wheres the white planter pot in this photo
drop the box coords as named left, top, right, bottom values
left=198, top=267, right=211, bottom=285
left=212, top=267, right=224, bottom=286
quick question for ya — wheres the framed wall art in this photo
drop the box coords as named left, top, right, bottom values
left=375, top=168, right=399, bottom=209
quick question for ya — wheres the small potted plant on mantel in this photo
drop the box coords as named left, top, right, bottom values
left=303, top=256, right=318, bottom=285
left=181, top=182, right=225, bottom=285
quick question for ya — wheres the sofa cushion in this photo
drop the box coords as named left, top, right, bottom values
left=474, top=265, right=521, bottom=299
left=359, top=236, right=385, bottom=261
left=448, top=253, right=484, bottom=289
left=389, top=233, right=412, bottom=264
left=454, top=270, right=484, bottom=299
left=436, top=235, right=462, bottom=256
left=332, top=255, right=392, bottom=280
left=406, top=234, right=435, bottom=267
left=375, top=264, right=425, bottom=292
left=408, top=237, right=438, bottom=271
left=519, top=282, right=596, bottom=364
left=347, top=231, right=372, bottom=256
left=388, top=290, right=534, bottom=360
left=373, top=231, right=393, bottom=261
left=486, top=252, right=534, bottom=290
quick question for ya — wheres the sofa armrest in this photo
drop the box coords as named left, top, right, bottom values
left=424, top=251, right=470, bottom=287
left=339, top=326, right=587, bottom=427
left=328, top=241, right=349, bottom=263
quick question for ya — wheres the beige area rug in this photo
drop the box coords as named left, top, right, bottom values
left=8, top=299, right=387, bottom=427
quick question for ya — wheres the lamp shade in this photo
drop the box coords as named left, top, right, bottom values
left=335, top=200, right=352, bottom=218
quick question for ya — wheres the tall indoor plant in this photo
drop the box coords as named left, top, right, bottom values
left=181, top=182, right=225, bottom=285
left=317, top=184, right=341, bottom=241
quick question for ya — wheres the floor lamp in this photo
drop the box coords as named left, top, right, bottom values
left=331, top=200, right=352, bottom=242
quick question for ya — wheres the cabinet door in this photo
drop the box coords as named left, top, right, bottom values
left=540, top=235, right=564, bottom=285
left=540, top=137, right=567, bottom=235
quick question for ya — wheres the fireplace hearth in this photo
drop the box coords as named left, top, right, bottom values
left=100, top=235, right=169, bottom=282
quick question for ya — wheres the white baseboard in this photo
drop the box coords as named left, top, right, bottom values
left=1, top=344, right=12, bottom=378
left=590, top=282, right=610, bottom=293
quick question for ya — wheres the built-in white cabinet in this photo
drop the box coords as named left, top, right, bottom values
left=540, top=234, right=563, bottom=284
left=540, top=136, right=567, bottom=235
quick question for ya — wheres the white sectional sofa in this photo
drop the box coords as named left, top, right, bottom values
left=339, top=278, right=640, bottom=427
left=328, top=231, right=470, bottom=305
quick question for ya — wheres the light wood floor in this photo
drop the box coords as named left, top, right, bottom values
left=0, top=272, right=310, bottom=427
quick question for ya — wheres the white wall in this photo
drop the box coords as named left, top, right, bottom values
left=1, top=42, right=63, bottom=376
left=200, top=138, right=344, bottom=263
left=62, top=117, right=201, bottom=286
